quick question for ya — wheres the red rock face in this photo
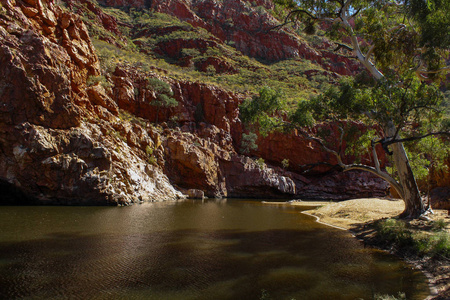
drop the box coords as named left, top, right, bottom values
left=111, top=65, right=243, bottom=144
left=0, top=0, right=100, bottom=129
left=254, top=122, right=387, bottom=174
left=162, top=129, right=297, bottom=198
left=109, top=64, right=389, bottom=199
left=67, top=0, right=122, bottom=36
left=0, top=0, right=184, bottom=205
left=194, top=56, right=238, bottom=74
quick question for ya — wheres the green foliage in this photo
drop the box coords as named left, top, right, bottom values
left=344, top=128, right=377, bottom=158
left=430, top=232, right=450, bottom=258
left=255, top=157, right=266, bottom=170
left=147, top=155, right=157, bottom=165
left=406, top=0, right=450, bottom=49
left=147, top=77, right=172, bottom=95
left=156, top=93, right=178, bottom=108
left=376, top=218, right=450, bottom=258
left=276, top=0, right=449, bottom=81
left=406, top=136, right=449, bottom=182
left=206, top=65, right=216, bottom=76
left=377, top=218, right=414, bottom=247
left=272, top=0, right=297, bottom=9
left=131, top=9, right=192, bottom=31
left=281, top=158, right=289, bottom=169
left=81, top=2, right=334, bottom=101
left=288, top=99, right=314, bottom=128
left=240, top=87, right=286, bottom=136
left=240, top=132, right=258, bottom=154
left=145, top=145, right=153, bottom=156
left=181, top=48, right=201, bottom=58
left=431, top=219, right=447, bottom=232
left=145, top=145, right=157, bottom=165
left=310, top=74, right=445, bottom=133
left=146, top=78, right=178, bottom=108
left=119, top=110, right=147, bottom=127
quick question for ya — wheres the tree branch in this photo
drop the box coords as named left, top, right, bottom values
left=333, top=42, right=353, bottom=52
left=269, top=9, right=318, bottom=32
left=343, top=164, right=405, bottom=198
left=339, top=10, right=384, bottom=79
left=365, top=44, right=375, bottom=62
left=381, top=131, right=450, bottom=146
left=305, top=130, right=405, bottom=198
left=371, top=138, right=381, bottom=173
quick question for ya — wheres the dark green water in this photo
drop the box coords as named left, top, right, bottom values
left=0, top=200, right=429, bottom=300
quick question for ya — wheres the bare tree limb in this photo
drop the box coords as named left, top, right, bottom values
left=269, top=9, right=318, bottom=32
left=377, top=131, right=450, bottom=147
left=333, top=42, right=353, bottom=52
left=371, top=138, right=381, bottom=173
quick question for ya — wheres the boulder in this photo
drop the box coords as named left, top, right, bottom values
left=187, top=189, right=205, bottom=200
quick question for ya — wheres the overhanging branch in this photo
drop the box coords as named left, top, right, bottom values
left=376, top=131, right=450, bottom=148
left=298, top=128, right=405, bottom=199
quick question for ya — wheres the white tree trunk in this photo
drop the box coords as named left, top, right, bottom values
left=384, top=123, right=424, bottom=218
left=340, top=11, right=424, bottom=217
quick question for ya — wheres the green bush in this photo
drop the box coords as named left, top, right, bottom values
left=206, top=65, right=216, bottom=75
left=431, top=219, right=447, bottom=232
left=430, top=232, right=450, bottom=258
left=282, top=158, right=289, bottom=169
left=255, top=157, right=266, bottom=170
left=240, top=132, right=258, bottom=154
left=376, top=218, right=450, bottom=259
left=145, top=145, right=154, bottom=156
left=377, top=219, right=414, bottom=247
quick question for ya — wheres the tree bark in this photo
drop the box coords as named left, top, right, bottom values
left=384, top=122, right=424, bottom=218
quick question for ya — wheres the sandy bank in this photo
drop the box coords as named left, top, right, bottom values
left=291, top=198, right=449, bottom=300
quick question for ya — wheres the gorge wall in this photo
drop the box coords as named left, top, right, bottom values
left=0, top=0, right=397, bottom=205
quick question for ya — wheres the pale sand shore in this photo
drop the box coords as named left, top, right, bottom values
left=268, top=197, right=449, bottom=300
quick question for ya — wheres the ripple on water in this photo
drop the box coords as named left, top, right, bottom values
left=0, top=201, right=431, bottom=300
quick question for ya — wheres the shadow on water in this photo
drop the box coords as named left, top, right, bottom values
left=0, top=201, right=430, bottom=300
left=0, top=228, right=429, bottom=300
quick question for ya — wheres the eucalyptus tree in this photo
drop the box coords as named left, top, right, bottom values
left=243, top=0, right=449, bottom=218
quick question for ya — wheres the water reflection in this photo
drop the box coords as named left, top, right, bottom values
left=0, top=200, right=429, bottom=300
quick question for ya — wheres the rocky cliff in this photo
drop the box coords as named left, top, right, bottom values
left=0, top=0, right=392, bottom=205
left=0, top=0, right=183, bottom=204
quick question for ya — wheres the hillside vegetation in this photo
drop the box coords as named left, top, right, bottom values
left=63, top=0, right=351, bottom=101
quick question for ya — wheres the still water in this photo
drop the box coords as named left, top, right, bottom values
left=0, top=200, right=429, bottom=300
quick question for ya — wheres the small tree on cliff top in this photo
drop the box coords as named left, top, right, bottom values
left=241, top=0, right=450, bottom=218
